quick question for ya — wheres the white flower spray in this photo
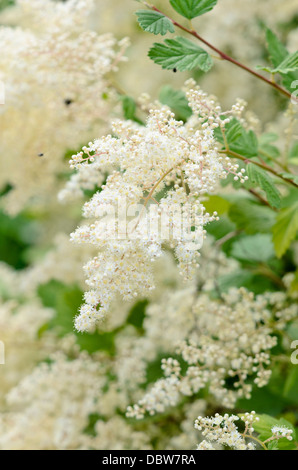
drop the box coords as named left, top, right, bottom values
left=68, top=82, right=248, bottom=331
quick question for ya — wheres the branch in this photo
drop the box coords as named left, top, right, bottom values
left=220, top=149, right=298, bottom=189
left=144, top=2, right=294, bottom=101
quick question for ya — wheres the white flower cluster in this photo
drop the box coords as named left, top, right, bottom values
left=127, top=287, right=297, bottom=418
left=69, top=84, right=248, bottom=332
left=195, top=412, right=258, bottom=450
left=0, top=0, right=128, bottom=213
left=0, top=238, right=296, bottom=450
left=80, top=416, right=152, bottom=450
left=271, top=426, right=294, bottom=441
left=0, top=296, right=54, bottom=404
left=194, top=412, right=295, bottom=450
left=0, top=352, right=105, bottom=450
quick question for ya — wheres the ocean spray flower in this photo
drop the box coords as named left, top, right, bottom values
left=68, top=84, right=248, bottom=331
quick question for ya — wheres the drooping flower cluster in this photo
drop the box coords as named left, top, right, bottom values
left=127, top=287, right=297, bottom=418
left=0, top=0, right=128, bottom=213
left=69, top=83, right=248, bottom=331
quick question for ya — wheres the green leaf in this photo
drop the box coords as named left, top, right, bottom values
left=257, top=51, right=298, bottom=75
left=0, top=209, right=38, bottom=270
left=127, top=299, right=148, bottom=329
left=206, top=216, right=236, bottom=240
left=252, top=414, right=281, bottom=439
left=272, top=51, right=298, bottom=74
left=76, top=330, right=115, bottom=355
left=0, top=0, right=15, bottom=11
left=38, top=281, right=82, bottom=336
left=217, top=270, right=274, bottom=294
left=228, top=199, right=275, bottom=234
left=237, top=387, right=288, bottom=415
left=289, top=142, right=298, bottom=161
left=287, top=319, right=298, bottom=341
left=260, top=28, right=298, bottom=92
left=170, top=0, right=218, bottom=19
left=159, top=85, right=192, bottom=121
left=283, top=367, right=298, bottom=403
left=259, top=133, right=280, bottom=161
left=266, top=28, right=288, bottom=67
left=280, top=173, right=298, bottom=185
left=272, top=202, right=298, bottom=257
left=120, top=96, right=143, bottom=125
left=121, top=96, right=136, bottom=119
left=230, top=234, right=275, bottom=263
left=148, top=36, right=213, bottom=72
left=253, top=414, right=296, bottom=450
left=202, top=195, right=231, bottom=216
left=225, top=121, right=244, bottom=143
left=247, top=164, right=281, bottom=209
left=38, top=280, right=116, bottom=354
left=135, top=10, right=175, bottom=35
left=289, top=270, right=298, bottom=295
left=267, top=441, right=279, bottom=450
left=214, top=118, right=258, bottom=157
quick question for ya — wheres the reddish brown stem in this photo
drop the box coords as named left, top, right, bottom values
left=222, top=149, right=298, bottom=189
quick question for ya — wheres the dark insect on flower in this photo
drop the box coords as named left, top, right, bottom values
left=64, top=99, right=73, bottom=106
left=38, top=153, right=44, bottom=157
left=173, top=68, right=177, bottom=73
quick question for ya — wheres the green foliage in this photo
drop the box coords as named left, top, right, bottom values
left=120, top=96, right=143, bottom=125
left=271, top=51, right=298, bottom=74
left=259, top=28, right=298, bottom=92
left=0, top=209, right=38, bottom=269
left=121, top=95, right=136, bottom=119
left=214, top=118, right=258, bottom=157
left=135, top=10, right=175, bottom=35
left=206, top=216, right=236, bottom=240
left=0, top=0, right=15, bottom=12
left=237, top=387, right=288, bottom=415
left=203, top=195, right=231, bottom=216
left=247, top=164, right=281, bottom=209
left=258, top=51, right=298, bottom=75
left=283, top=367, right=298, bottom=403
left=127, top=299, right=148, bottom=329
left=228, top=199, right=275, bottom=234
left=217, top=270, right=275, bottom=295
left=289, top=270, right=298, bottom=294
left=37, top=280, right=116, bottom=354
left=280, top=173, right=298, bottom=185
left=37, top=280, right=83, bottom=336
left=77, top=331, right=115, bottom=355
left=169, top=0, right=218, bottom=19
left=252, top=414, right=296, bottom=450
left=266, top=28, right=288, bottom=67
left=272, top=201, right=298, bottom=257
left=159, top=85, right=192, bottom=121
left=258, top=133, right=280, bottom=161
left=289, top=142, right=298, bottom=165
left=230, top=234, right=275, bottom=263
left=148, top=36, right=213, bottom=72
